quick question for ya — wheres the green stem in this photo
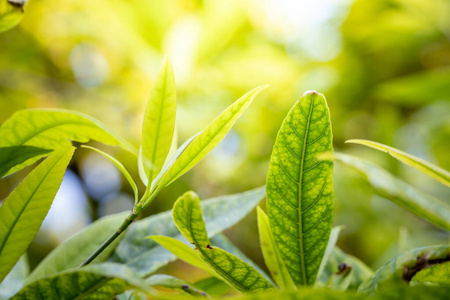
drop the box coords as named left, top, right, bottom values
left=77, top=210, right=139, bottom=268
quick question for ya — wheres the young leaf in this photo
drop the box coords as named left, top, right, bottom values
left=346, top=139, right=450, bottom=187
left=0, top=146, right=51, bottom=178
left=0, top=255, right=29, bottom=299
left=151, top=86, right=267, bottom=193
left=358, top=245, right=450, bottom=294
left=81, top=145, right=138, bottom=203
left=147, top=236, right=214, bottom=275
left=315, top=226, right=343, bottom=287
left=146, top=274, right=208, bottom=297
left=0, top=147, right=74, bottom=282
left=257, top=207, right=296, bottom=290
left=332, top=153, right=450, bottom=230
left=172, top=191, right=274, bottom=293
left=113, top=186, right=265, bottom=275
left=26, top=212, right=129, bottom=284
left=141, top=57, right=177, bottom=186
left=411, top=262, right=450, bottom=286
left=266, top=91, right=334, bottom=286
left=11, top=263, right=149, bottom=299
left=0, top=109, right=136, bottom=177
left=0, top=0, right=26, bottom=33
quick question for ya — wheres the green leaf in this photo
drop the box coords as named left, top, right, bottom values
left=172, top=191, right=274, bottom=293
left=0, top=0, right=25, bottom=33
left=26, top=212, right=129, bottom=284
left=0, top=147, right=74, bottom=282
left=358, top=245, right=450, bottom=294
left=194, top=277, right=230, bottom=297
left=81, top=145, right=138, bottom=203
left=141, top=57, right=177, bottom=186
left=0, top=109, right=136, bottom=177
left=317, top=247, right=372, bottom=291
left=327, top=265, right=353, bottom=291
left=257, top=207, right=296, bottom=290
left=332, top=153, right=450, bottom=230
left=11, top=263, right=149, bottom=299
left=147, top=236, right=214, bottom=275
left=266, top=90, right=334, bottom=286
left=113, top=186, right=265, bottom=276
left=411, top=262, right=450, bottom=286
left=346, top=139, right=450, bottom=187
left=0, top=255, right=29, bottom=300
left=315, top=226, right=343, bottom=287
left=146, top=274, right=208, bottom=297
left=151, top=86, right=267, bottom=193
left=0, top=146, right=51, bottom=178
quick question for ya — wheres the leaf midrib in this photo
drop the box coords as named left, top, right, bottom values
left=0, top=151, right=67, bottom=257
left=297, top=98, right=314, bottom=286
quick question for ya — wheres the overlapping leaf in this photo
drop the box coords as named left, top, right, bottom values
left=411, top=262, right=450, bottom=286
left=172, top=191, right=274, bottom=293
left=0, top=146, right=50, bottom=178
left=0, top=109, right=135, bottom=176
left=0, top=147, right=74, bottom=282
left=332, top=153, right=450, bottom=230
left=346, top=139, right=450, bottom=187
left=0, top=255, right=28, bottom=300
left=146, top=275, right=208, bottom=297
left=0, top=0, right=25, bottom=33
left=266, top=91, right=334, bottom=286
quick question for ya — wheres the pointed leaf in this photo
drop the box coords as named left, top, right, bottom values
left=346, top=139, right=450, bottom=187
left=315, top=226, right=343, bottom=287
left=152, top=86, right=267, bottom=192
left=0, top=255, right=29, bottom=299
left=266, top=91, right=334, bottom=286
left=81, top=145, right=138, bottom=203
left=12, top=263, right=149, bottom=299
left=411, top=262, right=450, bottom=286
left=0, top=146, right=51, bottom=178
left=0, top=109, right=136, bottom=176
left=194, top=277, right=231, bottom=297
left=145, top=274, right=208, bottom=297
left=327, top=265, right=353, bottom=291
left=113, top=186, right=265, bottom=275
left=332, top=153, right=450, bottom=230
left=0, top=0, right=26, bottom=33
left=358, top=245, right=450, bottom=294
left=26, top=212, right=129, bottom=284
left=257, top=207, right=296, bottom=290
left=172, top=191, right=274, bottom=293
left=141, top=57, right=177, bottom=186
left=0, top=147, right=74, bottom=282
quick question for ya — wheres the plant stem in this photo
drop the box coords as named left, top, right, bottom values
left=77, top=210, right=139, bottom=268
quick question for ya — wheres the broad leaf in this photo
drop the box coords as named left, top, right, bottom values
left=0, top=146, right=51, bottom=178
left=257, top=207, right=296, bottom=290
left=152, top=86, right=267, bottom=193
left=0, top=109, right=136, bottom=176
left=148, top=236, right=213, bottom=275
left=317, top=247, right=372, bottom=291
left=266, top=91, right=334, bottom=286
left=411, top=262, right=450, bottom=286
left=358, top=245, right=450, bottom=294
left=12, top=263, right=149, bottom=299
left=141, top=57, right=177, bottom=186
left=146, top=274, right=208, bottom=297
left=0, top=255, right=28, bottom=300
left=26, top=212, right=129, bottom=284
left=346, top=139, right=450, bottom=187
left=332, top=153, right=450, bottom=230
left=0, top=147, right=74, bottom=282
left=81, top=145, right=138, bottom=203
left=315, top=226, right=342, bottom=286
left=172, top=191, right=274, bottom=293
left=0, top=0, right=25, bottom=33
left=113, top=186, right=265, bottom=275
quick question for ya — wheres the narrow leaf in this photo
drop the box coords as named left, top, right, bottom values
left=113, top=186, right=265, bottom=275
left=0, top=147, right=74, bottom=282
left=327, top=265, right=353, bottom=291
left=153, top=86, right=267, bottom=192
left=172, top=191, right=274, bottom=293
left=146, top=274, right=208, bottom=297
left=194, top=277, right=231, bottom=297
left=315, top=226, right=343, bottom=287
left=141, top=57, right=177, bottom=185
left=0, top=255, right=29, bottom=299
left=346, top=139, right=450, bottom=187
left=147, top=236, right=213, bottom=275
left=266, top=90, right=334, bottom=286
left=0, top=109, right=136, bottom=176
left=411, top=262, right=450, bottom=286
left=12, top=263, right=149, bottom=299
left=81, top=145, right=138, bottom=203
left=257, top=207, right=296, bottom=290
left=26, top=212, right=129, bottom=284
left=0, top=0, right=26, bottom=33
left=0, top=146, right=51, bottom=178
left=332, top=153, right=450, bottom=230
left=358, top=245, right=450, bottom=294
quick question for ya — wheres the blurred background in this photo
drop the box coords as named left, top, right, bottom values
left=0, top=0, right=449, bottom=279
